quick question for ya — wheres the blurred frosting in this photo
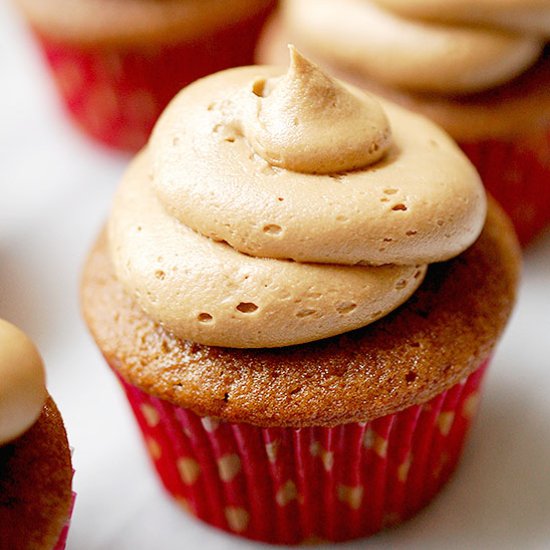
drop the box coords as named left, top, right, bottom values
left=14, top=0, right=274, bottom=44
left=0, top=319, right=47, bottom=446
left=108, top=50, right=485, bottom=348
left=371, top=0, right=550, bottom=36
left=282, top=0, right=545, bottom=93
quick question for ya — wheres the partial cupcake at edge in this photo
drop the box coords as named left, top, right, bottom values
left=81, top=48, right=520, bottom=544
left=0, top=319, right=74, bottom=550
left=258, top=0, right=550, bottom=246
left=12, top=0, right=277, bottom=151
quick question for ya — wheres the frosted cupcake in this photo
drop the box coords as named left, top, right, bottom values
left=0, top=319, right=74, bottom=550
left=82, top=50, right=520, bottom=543
left=258, top=1, right=550, bottom=245
left=13, top=0, right=276, bottom=151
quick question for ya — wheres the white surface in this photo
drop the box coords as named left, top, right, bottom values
left=1, top=4, right=550, bottom=550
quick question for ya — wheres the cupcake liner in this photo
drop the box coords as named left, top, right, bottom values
left=113, top=359, right=489, bottom=544
left=53, top=490, right=76, bottom=550
left=31, top=8, right=272, bottom=152
left=460, top=127, right=550, bottom=246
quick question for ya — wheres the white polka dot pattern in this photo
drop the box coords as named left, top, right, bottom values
left=118, top=360, right=489, bottom=543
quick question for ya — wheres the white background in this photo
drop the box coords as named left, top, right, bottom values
left=1, top=3, right=549, bottom=549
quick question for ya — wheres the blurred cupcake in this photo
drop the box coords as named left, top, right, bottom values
left=0, top=319, right=74, bottom=550
left=14, top=0, right=276, bottom=151
left=81, top=50, right=520, bottom=543
left=258, top=0, right=550, bottom=245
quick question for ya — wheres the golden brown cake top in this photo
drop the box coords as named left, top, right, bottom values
left=82, top=199, right=520, bottom=427
left=0, top=397, right=73, bottom=550
left=14, top=0, right=274, bottom=45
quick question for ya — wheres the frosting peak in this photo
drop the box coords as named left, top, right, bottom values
left=242, top=46, right=392, bottom=173
left=0, top=320, right=47, bottom=445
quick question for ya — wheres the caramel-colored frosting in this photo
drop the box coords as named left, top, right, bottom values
left=0, top=320, right=47, bottom=445
left=372, top=0, right=550, bottom=36
left=241, top=48, right=392, bottom=173
left=282, top=0, right=545, bottom=93
left=14, top=0, right=273, bottom=45
left=108, top=49, right=485, bottom=348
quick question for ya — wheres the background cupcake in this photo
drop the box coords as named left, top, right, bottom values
left=258, top=0, right=550, bottom=245
left=82, top=51, right=520, bottom=543
left=13, top=0, right=276, bottom=151
left=0, top=319, right=74, bottom=550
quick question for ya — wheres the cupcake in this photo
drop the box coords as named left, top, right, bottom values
left=81, top=49, right=520, bottom=543
left=258, top=1, right=550, bottom=245
left=0, top=319, right=74, bottom=550
left=13, top=0, right=276, bottom=151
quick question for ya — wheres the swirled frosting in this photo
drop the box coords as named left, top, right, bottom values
left=282, top=0, right=546, bottom=93
left=108, top=49, right=485, bottom=348
left=0, top=320, right=47, bottom=445
left=372, top=0, right=550, bottom=36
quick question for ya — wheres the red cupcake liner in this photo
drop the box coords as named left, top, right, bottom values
left=31, top=6, right=273, bottom=152
left=460, top=127, right=550, bottom=246
left=53, top=490, right=76, bottom=550
left=113, top=359, right=488, bottom=544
